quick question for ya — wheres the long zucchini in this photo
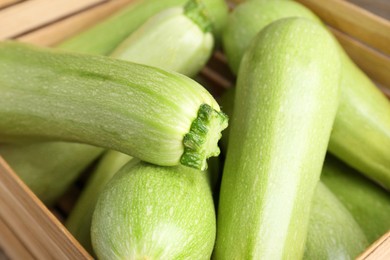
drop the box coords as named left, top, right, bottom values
left=304, top=182, right=368, bottom=259
left=91, top=161, right=216, bottom=259
left=321, top=155, right=390, bottom=243
left=58, top=0, right=227, bottom=54
left=0, top=142, right=102, bottom=205
left=1, top=0, right=218, bottom=206
left=111, top=1, right=214, bottom=77
left=222, top=0, right=390, bottom=190
left=215, top=18, right=340, bottom=259
left=0, top=42, right=227, bottom=170
left=66, top=151, right=136, bottom=253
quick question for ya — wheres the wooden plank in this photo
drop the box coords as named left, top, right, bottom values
left=17, top=0, right=135, bottom=47
left=331, top=28, right=390, bottom=90
left=0, top=0, right=105, bottom=39
left=357, top=231, right=390, bottom=259
left=0, top=157, right=92, bottom=259
left=0, top=218, right=34, bottom=260
left=348, top=0, right=390, bottom=20
left=0, top=0, right=21, bottom=9
left=296, top=0, right=390, bottom=57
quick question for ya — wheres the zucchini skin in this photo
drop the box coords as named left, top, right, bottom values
left=223, top=0, right=321, bottom=75
left=321, top=155, right=390, bottom=243
left=0, top=42, right=227, bottom=169
left=304, top=182, right=368, bottom=260
left=91, top=161, right=216, bottom=259
left=111, top=5, right=214, bottom=77
left=222, top=0, right=390, bottom=190
left=0, top=142, right=102, bottom=205
left=66, top=151, right=136, bottom=253
left=215, top=18, right=341, bottom=259
left=58, top=0, right=227, bottom=54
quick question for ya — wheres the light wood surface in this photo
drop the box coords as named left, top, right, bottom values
left=0, top=157, right=92, bottom=259
left=357, top=231, right=390, bottom=259
left=0, top=0, right=105, bottom=39
left=331, top=28, right=390, bottom=90
left=17, top=0, right=134, bottom=47
left=296, top=0, right=390, bottom=57
left=0, top=0, right=21, bottom=9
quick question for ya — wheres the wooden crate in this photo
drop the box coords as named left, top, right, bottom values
left=0, top=0, right=389, bottom=259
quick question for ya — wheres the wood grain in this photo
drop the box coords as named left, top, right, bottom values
left=331, top=27, right=390, bottom=90
left=0, top=0, right=21, bottom=9
left=17, top=0, right=134, bottom=47
left=0, top=217, right=34, bottom=260
left=357, top=231, right=390, bottom=259
left=296, top=0, right=390, bottom=57
left=0, top=0, right=105, bottom=39
left=0, top=157, right=92, bottom=260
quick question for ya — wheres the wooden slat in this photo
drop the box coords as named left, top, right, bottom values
left=0, top=157, right=92, bottom=260
left=0, top=0, right=21, bottom=9
left=0, top=0, right=105, bottom=39
left=331, top=28, right=390, bottom=90
left=17, top=0, right=135, bottom=47
left=357, top=231, right=390, bottom=259
left=0, top=218, right=34, bottom=260
left=349, top=0, right=390, bottom=20
left=296, top=0, right=390, bottom=57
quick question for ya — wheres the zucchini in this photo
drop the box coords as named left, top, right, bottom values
left=304, top=182, right=368, bottom=259
left=66, top=151, right=136, bottom=253
left=91, top=161, right=216, bottom=259
left=321, top=155, right=390, bottom=243
left=1, top=0, right=217, bottom=206
left=0, top=42, right=227, bottom=170
left=215, top=18, right=341, bottom=259
left=223, top=0, right=321, bottom=75
left=0, top=142, right=102, bottom=205
left=58, top=0, right=227, bottom=54
left=222, top=0, right=390, bottom=190
left=111, top=1, right=214, bottom=77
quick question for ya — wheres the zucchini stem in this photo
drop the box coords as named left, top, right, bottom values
left=181, top=104, right=228, bottom=170
left=184, top=0, right=212, bottom=33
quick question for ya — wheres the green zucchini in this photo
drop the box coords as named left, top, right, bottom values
left=0, top=142, right=102, bottom=205
left=304, top=182, right=368, bottom=259
left=321, top=155, right=390, bottom=243
left=58, top=0, right=227, bottom=54
left=222, top=0, right=390, bottom=190
left=215, top=18, right=341, bottom=259
left=0, top=42, right=227, bottom=170
left=66, top=151, right=136, bottom=253
left=223, top=0, right=321, bottom=75
left=111, top=1, right=214, bottom=77
left=91, top=161, right=216, bottom=259
left=1, top=0, right=218, bottom=206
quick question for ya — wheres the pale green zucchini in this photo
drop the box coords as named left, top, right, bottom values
left=223, top=0, right=321, bottom=75
left=321, top=155, right=390, bottom=243
left=91, top=161, right=216, bottom=259
left=0, top=0, right=217, bottom=206
left=215, top=18, right=341, bottom=259
left=0, top=142, right=102, bottom=205
left=111, top=2, right=213, bottom=77
left=0, top=42, right=227, bottom=170
left=304, top=182, right=368, bottom=260
left=66, top=151, right=136, bottom=253
left=58, top=0, right=227, bottom=54
left=222, top=0, right=390, bottom=190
